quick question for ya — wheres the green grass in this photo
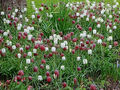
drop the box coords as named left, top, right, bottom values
left=26, top=0, right=120, bottom=17
left=0, top=0, right=120, bottom=89
left=26, top=0, right=120, bottom=33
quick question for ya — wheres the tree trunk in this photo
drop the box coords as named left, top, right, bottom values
left=0, top=0, right=27, bottom=12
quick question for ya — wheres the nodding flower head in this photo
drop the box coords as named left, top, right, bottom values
left=33, top=66, right=38, bottom=72
left=62, top=82, right=67, bottom=88
left=40, top=45, right=45, bottom=51
left=47, top=76, right=52, bottom=83
left=18, top=70, right=24, bottom=76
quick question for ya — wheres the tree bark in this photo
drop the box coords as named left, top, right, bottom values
left=0, top=0, right=27, bottom=12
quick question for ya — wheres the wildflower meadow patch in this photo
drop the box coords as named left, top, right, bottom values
left=0, top=0, right=120, bottom=89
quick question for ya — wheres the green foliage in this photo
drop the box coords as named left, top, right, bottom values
left=0, top=0, right=120, bottom=89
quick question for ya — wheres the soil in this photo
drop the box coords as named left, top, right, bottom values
left=105, top=78, right=120, bottom=90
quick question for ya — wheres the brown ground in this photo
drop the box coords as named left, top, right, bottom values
left=105, top=79, right=120, bottom=90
